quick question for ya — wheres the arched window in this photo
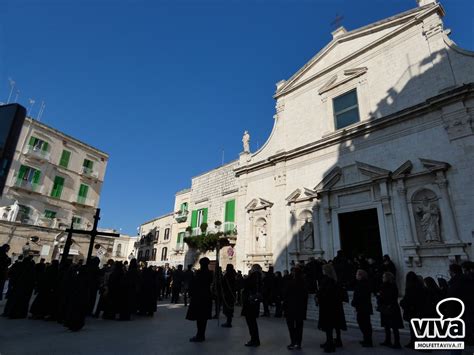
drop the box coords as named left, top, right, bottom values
left=116, top=243, right=122, bottom=257
left=161, top=247, right=168, bottom=261
left=145, top=249, right=150, bottom=261
left=137, top=250, right=143, bottom=260
left=164, top=228, right=170, bottom=240
left=152, top=248, right=157, bottom=260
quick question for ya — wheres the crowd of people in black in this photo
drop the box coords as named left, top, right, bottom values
left=186, top=252, right=474, bottom=353
left=0, top=243, right=192, bottom=331
left=2, top=242, right=474, bottom=353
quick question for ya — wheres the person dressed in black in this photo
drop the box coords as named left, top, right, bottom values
left=183, top=264, right=193, bottom=306
left=86, top=257, right=101, bottom=316
left=3, top=256, right=35, bottom=319
left=241, top=263, right=263, bottom=347
left=221, top=264, right=236, bottom=328
left=138, top=265, right=158, bottom=316
left=274, top=271, right=284, bottom=318
left=284, top=265, right=308, bottom=350
left=63, top=263, right=90, bottom=331
left=400, top=271, right=427, bottom=349
left=382, top=255, right=396, bottom=277
left=317, top=263, right=347, bottom=353
left=103, top=261, right=124, bottom=320
left=0, top=244, right=11, bottom=301
left=186, top=257, right=213, bottom=342
left=30, top=260, right=59, bottom=319
left=424, top=277, right=443, bottom=318
left=261, top=266, right=275, bottom=316
left=119, top=258, right=140, bottom=320
left=377, top=271, right=403, bottom=349
left=171, top=264, right=184, bottom=304
left=351, top=269, right=373, bottom=347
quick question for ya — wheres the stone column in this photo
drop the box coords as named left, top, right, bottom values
left=312, top=202, right=323, bottom=251
left=396, top=180, right=416, bottom=245
left=435, top=172, right=460, bottom=243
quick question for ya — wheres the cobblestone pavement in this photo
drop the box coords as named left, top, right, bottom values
left=0, top=300, right=471, bottom=355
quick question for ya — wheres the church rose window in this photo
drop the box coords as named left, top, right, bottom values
left=333, top=89, right=360, bottom=129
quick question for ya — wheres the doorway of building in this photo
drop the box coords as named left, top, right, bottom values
left=338, top=208, right=383, bottom=261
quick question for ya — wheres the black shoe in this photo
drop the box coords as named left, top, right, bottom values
left=189, top=336, right=205, bottom=343
left=294, top=345, right=302, bottom=350
left=245, top=341, right=260, bottom=347
left=287, top=344, right=296, bottom=350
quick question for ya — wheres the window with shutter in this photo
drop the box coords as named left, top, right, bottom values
left=51, top=176, right=65, bottom=198
left=59, top=150, right=71, bottom=168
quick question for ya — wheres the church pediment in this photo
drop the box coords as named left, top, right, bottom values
left=314, top=166, right=342, bottom=191
left=356, top=161, right=391, bottom=179
left=419, top=158, right=450, bottom=172
left=245, top=197, right=274, bottom=212
left=392, top=160, right=413, bottom=179
left=274, top=4, right=441, bottom=98
left=286, top=188, right=317, bottom=204
left=318, top=67, right=368, bottom=95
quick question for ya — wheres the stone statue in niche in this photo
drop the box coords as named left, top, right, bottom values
left=300, top=218, right=314, bottom=250
left=416, top=197, right=441, bottom=243
left=255, top=221, right=266, bottom=251
left=412, top=189, right=441, bottom=243
left=242, top=131, right=250, bottom=153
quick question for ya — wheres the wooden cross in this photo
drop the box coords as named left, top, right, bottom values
left=331, top=13, right=344, bottom=30
left=61, top=208, right=120, bottom=266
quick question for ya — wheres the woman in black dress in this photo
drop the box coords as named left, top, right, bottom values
left=377, top=271, right=403, bottom=349
left=351, top=269, right=373, bottom=347
left=241, top=264, right=263, bottom=347
left=317, top=263, right=347, bottom=353
left=186, top=257, right=213, bottom=342
left=283, top=265, right=308, bottom=350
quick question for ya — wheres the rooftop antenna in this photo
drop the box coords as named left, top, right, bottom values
left=331, top=13, right=344, bottom=30
left=37, top=101, right=46, bottom=121
left=221, top=150, right=225, bottom=166
left=7, top=78, right=15, bottom=103
left=14, top=89, right=20, bottom=102
left=28, top=98, right=36, bottom=117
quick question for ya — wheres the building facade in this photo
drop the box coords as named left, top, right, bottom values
left=169, top=189, right=190, bottom=265
left=233, top=0, right=474, bottom=280
left=0, top=117, right=109, bottom=260
left=137, top=213, right=174, bottom=265
left=111, top=233, right=137, bottom=263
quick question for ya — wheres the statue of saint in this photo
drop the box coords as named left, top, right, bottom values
left=416, top=197, right=441, bottom=243
left=300, top=218, right=314, bottom=250
left=256, top=222, right=266, bottom=251
left=242, top=131, right=250, bottom=153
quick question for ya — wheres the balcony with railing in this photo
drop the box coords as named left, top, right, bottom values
left=223, top=222, right=236, bottom=234
left=13, top=178, right=44, bottom=194
left=192, top=227, right=202, bottom=236
left=80, top=166, right=99, bottom=179
left=174, top=210, right=188, bottom=223
left=73, top=196, right=96, bottom=207
left=23, top=145, right=51, bottom=162
left=37, top=217, right=58, bottom=229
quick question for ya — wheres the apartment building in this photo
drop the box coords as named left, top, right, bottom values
left=137, top=213, right=173, bottom=265
left=0, top=117, right=108, bottom=229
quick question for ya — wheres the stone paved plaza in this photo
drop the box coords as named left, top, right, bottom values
left=2, top=300, right=471, bottom=355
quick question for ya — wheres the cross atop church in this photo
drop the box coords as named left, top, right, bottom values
left=331, top=13, right=344, bottom=30
left=61, top=208, right=120, bottom=265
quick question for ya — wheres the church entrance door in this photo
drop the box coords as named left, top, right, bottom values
left=338, top=208, right=383, bottom=260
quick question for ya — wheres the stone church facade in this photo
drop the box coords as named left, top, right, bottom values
left=233, top=0, right=474, bottom=280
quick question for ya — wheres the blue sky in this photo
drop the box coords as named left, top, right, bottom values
left=1, top=0, right=472, bottom=235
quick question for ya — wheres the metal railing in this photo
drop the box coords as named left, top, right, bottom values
left=81, top=166, right=99, bottom=178
left=14, top=178, right=43, bottom=193
left=24, top=145, right=51, bottom=161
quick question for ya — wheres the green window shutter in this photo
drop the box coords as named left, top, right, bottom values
left=59, top=150, right=71, bottom=168
left=44, top=210, right=56, bottom=219
left=32, top=169, right=41, bottom=184
left=190, top=210, right=198, bottom=228
left=202, top=208, right=208, bottom=224
left=42, top=142, right=49, bottom=152
left=225, top=200, right=235, bottom=222
left=83, top=159, right=93, bottom=169
left=18, top=165, right=27, bottom=180
left=78, top=184, right=89, bottom=198
left=28, top=136, right=36, bottom=146
left=51, top=176, right=64, bottom=198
